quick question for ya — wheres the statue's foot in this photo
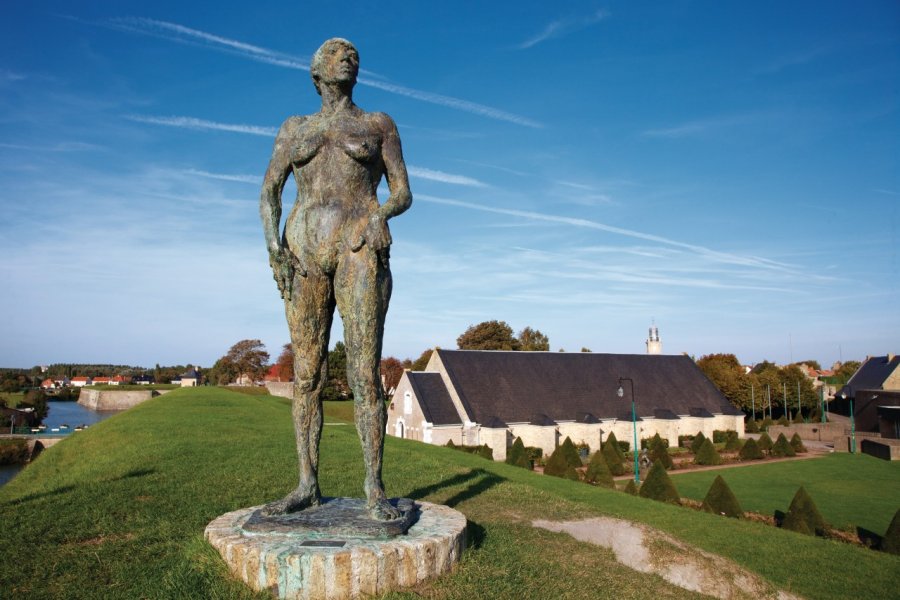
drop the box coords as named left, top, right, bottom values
left=367, top=496, right=401, bottom=521
left=260, top=485, right=321, bottom=516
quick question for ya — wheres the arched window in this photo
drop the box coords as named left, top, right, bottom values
left=404, top=390, right=412, bottom=414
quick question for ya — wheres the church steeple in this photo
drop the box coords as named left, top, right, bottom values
left=646, top=321, right=662, bottom=355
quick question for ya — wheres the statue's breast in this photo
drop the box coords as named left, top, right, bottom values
left=340, top=134, right=381, bottom=163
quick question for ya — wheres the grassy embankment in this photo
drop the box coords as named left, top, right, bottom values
left=1, top=387, right=897, bottom=599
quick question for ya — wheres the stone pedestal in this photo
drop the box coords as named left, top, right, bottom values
left=205, top=499, right=466, bottom=599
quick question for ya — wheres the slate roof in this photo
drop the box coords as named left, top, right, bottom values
left=838, top=355, right=900, bottom=397
left=406, top=372, right=461, bottom=426
left=434, top=349, right=740, bottom=425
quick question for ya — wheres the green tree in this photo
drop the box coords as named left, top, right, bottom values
left=407, top=348, right=433, bottom=371
left=771, top=433, right=796, bottom=457
left=557, top=436, right=582, bottom=468
left=757, top=432, right=774, bottom=454
left=782, top=486, right=826, bottom=536
left=648, top=435, right=674, bottom=469
left=694, top=438, right=722, bottom=466
left=697, top=354, right=747, bottom=410
left=323, top=342, right=352, bottom=401
left=602, top=439, right=625, bottom=476
left=690, top=432, right=707, bottom=455
left=584, top=450, right=615, bottom=488
left=639, top=461, right=680, bottom=504
left=517, top=327, right=550, bottom=351
left=19, top=389, right=49, bottom=423
left=835, top=360, right=861, bottom=381
left=505, top=437, right=531, bottom=469
left=544, top=444, right=579, bottom=479
left=702, top=475, right=743, bottom=518
left=604, top=432, right=626, bottom=461
left=457, top=320, right=519, bottom=350
left=738, top=437, right=764, bottom=460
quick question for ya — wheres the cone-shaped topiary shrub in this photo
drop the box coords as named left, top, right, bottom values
left=505, top=437, right=531, bottom=468
left=789, top=433, right=807, bottom=454
left=882, top=508, right=900, bottom=555
left=562, top=464, right=581, bottom=481
left=543, top=446, right=571, bottom=478
left=777, top=415, right=789, bottom=426
left=638, top=460, right=680, bottom=505
left=782, top=486, right=826, bottom=536
left=771, top=433, right=796, bottom=457
left=745, top=419, right=760, bottom=433
left=739, top=437, right=764, bottom=460
left=648, top=437, right=674, bottom=470
left=757, top=432, right=774, bottom=454
left=604, top=432, right=626, bottom=461
left=724, top=431, right=741, bottom=451
left=477, top=445, right=494, bottom=460
left=445, top=439, right=456, bottom=448
left=584, top=450, right=615, bottom=488
left=602, top=438, right=625, bottom=476
left=690, top=431, right=707, bottom=455
left=702, top=475, right=743, bottom=518
left=623, top=479, right=638, bottom=495
left=694, top=438, right=723, bottom=465
left=760, top=417, right=774, bottom=430
left=558, top=436, right=583, bottom=468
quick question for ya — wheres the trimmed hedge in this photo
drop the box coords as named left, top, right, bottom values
left=623, top=479, right=638, bottom=495
left=604, top=432, right=626, bottom=460
left=544, top=439, right=582, bottom=479
left=757, top=432, right=774, bottom=454
left=782, top=486, right=826, bottom=536
left=770, top=433, right=796, bottom=458
left=648, top=436, right=674, bottom=470
left=738, top=437, right=764, bottom=460
left=744, top=419, right=760, bottom=433
left=558, top=436, right=583, bottom=468
left=789, top=433, right=807, bottom=454
left=690, top=432, right=707, bottom=455
left=602, top=437, right=625, bottom=476
left=638, top=460, right=680, bottom=505
left=584, top=450, right=615, bottom=488
left=723, top=431, right=741, bottom=451
left=882, top=508, right=900, bottom=555
left=505, top=437, right=531, bottom=469
left=694, top=438, right=722, bottom=466
left=702, top=475, right=743, bottom=518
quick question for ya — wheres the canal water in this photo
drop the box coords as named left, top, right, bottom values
left=0, top=401, right=124, bottom=487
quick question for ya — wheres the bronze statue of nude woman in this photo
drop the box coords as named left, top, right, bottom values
left=259, top=38, right=411, bottom=520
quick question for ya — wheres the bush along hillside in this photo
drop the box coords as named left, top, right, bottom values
left=782, top=486, right=827, bottom=536
left=702, top=475, right=743, bottom=519
left=622, top=478, right=638, bottom=495
left=583, top=450, right=615, bottom=488
left=638, top=460, right=680, bottom=505
left=770, top=433, right=796, bottom=458
left=738, top=437, right=764, bottom=460
left=690, top=431, right=707, bottom=455
left=647, top=435, right=674, bottom=470
left=602, top=437, right=626, bottom=476
left=723, top=431, right=741, bottom=452
left=543, top=438, right=581, bottom=481
left=505, top=437, right=531, bottom=469
left=789, top=433, right=807, bottom=454
left=694, top=438, right=722, bottom=466
left=604, top=431, right=626, bottom=461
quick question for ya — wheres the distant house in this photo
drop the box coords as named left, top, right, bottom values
left=71, top=376, right=92, bottom=387
left=264, top=365, right=284, bottom=383
left=387, top=349, right=744, bottom=461
left=133, top=375, right=154, bottom=385
left=40, top=378, right=57, bottom=390
left=93, top=377, right=111, bottom=386
left=180, top=368, right=201, bottom=387
left=111, top=375, right=131, bottom=386
left=837, top=354, right=900, bottom=439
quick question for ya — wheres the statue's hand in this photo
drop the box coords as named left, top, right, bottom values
left=269, top=247, right=304, bottom=299
left=352, top=214, right=392, bottom=255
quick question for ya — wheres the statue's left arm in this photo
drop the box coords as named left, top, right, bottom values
left=353, top=114, right=412, bottom=253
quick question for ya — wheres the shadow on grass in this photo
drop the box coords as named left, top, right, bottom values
left=407, top=468, right=505, bottom=507
left=857, top=526, right=883, bottom=549
left=2, top=484, right=77, bottom=507
left=466, top=519, right=487, bottom=549
left=116, top=467, right=156, bottom=479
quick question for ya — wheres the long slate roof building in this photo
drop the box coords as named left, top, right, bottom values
left=388, top=349, right=744, bottom=461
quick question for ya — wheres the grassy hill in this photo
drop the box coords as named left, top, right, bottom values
left=1, top=387, right=897, bottom=599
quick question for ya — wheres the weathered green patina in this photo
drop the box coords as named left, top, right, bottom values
left=259, top=38, right=412, bottom=521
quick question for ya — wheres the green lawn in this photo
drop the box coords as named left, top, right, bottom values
left=0, top=391, right=25, bottom=407
left=1, top=388, right=897, bottom=599
left=669, top=454, right=900, bottom=533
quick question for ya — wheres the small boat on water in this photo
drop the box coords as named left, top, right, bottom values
left=50, top=428, right=59, bottom=432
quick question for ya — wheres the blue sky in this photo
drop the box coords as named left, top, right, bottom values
left=2, top=1, right=897, bottom=369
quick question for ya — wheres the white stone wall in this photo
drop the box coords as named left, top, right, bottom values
left=480, top=428, right=509, bottom=461
left=508, top=424, right=557, bottom=455
left=557, top=422, right=603, bottom=452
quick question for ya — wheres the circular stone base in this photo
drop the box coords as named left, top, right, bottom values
left=205, top=500, right=466, bottom=599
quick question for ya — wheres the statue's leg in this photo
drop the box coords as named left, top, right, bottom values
left=335, top=248, right=400, bottom=520
left=261, top=265, right=335, bottom=516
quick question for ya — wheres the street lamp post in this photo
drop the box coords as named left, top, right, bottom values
left=617, top=377, right=640, bottom=484
left=841, top=388, right=856, bottom=454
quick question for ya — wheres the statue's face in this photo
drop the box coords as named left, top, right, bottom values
left=319, top=43, right=359, bottom=85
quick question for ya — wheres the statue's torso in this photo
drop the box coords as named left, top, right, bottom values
left=282, top=110, right=387, bottom=271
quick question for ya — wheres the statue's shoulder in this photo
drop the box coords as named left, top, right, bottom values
left=367, top=111, right=399, bottom=134
left=277, top=115, right=313, bottom=136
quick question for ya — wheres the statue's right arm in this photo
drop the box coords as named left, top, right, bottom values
left=260, top=119, right=302, bottom=298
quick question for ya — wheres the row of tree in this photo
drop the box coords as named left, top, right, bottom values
left=696, top=354, right=860, bottom=416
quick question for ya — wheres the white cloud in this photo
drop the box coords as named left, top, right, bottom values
left=106, top=17, right=541, bottom=128
left=518, top=10, right=609, bottom=50
left=184, top=169, right=260, bottom=185
left=126, top=114, right=277, bottom=137
left=407, top=166, right=488, bottom=188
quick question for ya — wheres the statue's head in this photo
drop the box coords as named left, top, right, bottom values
left=310, top=38, right=359, bottom=95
